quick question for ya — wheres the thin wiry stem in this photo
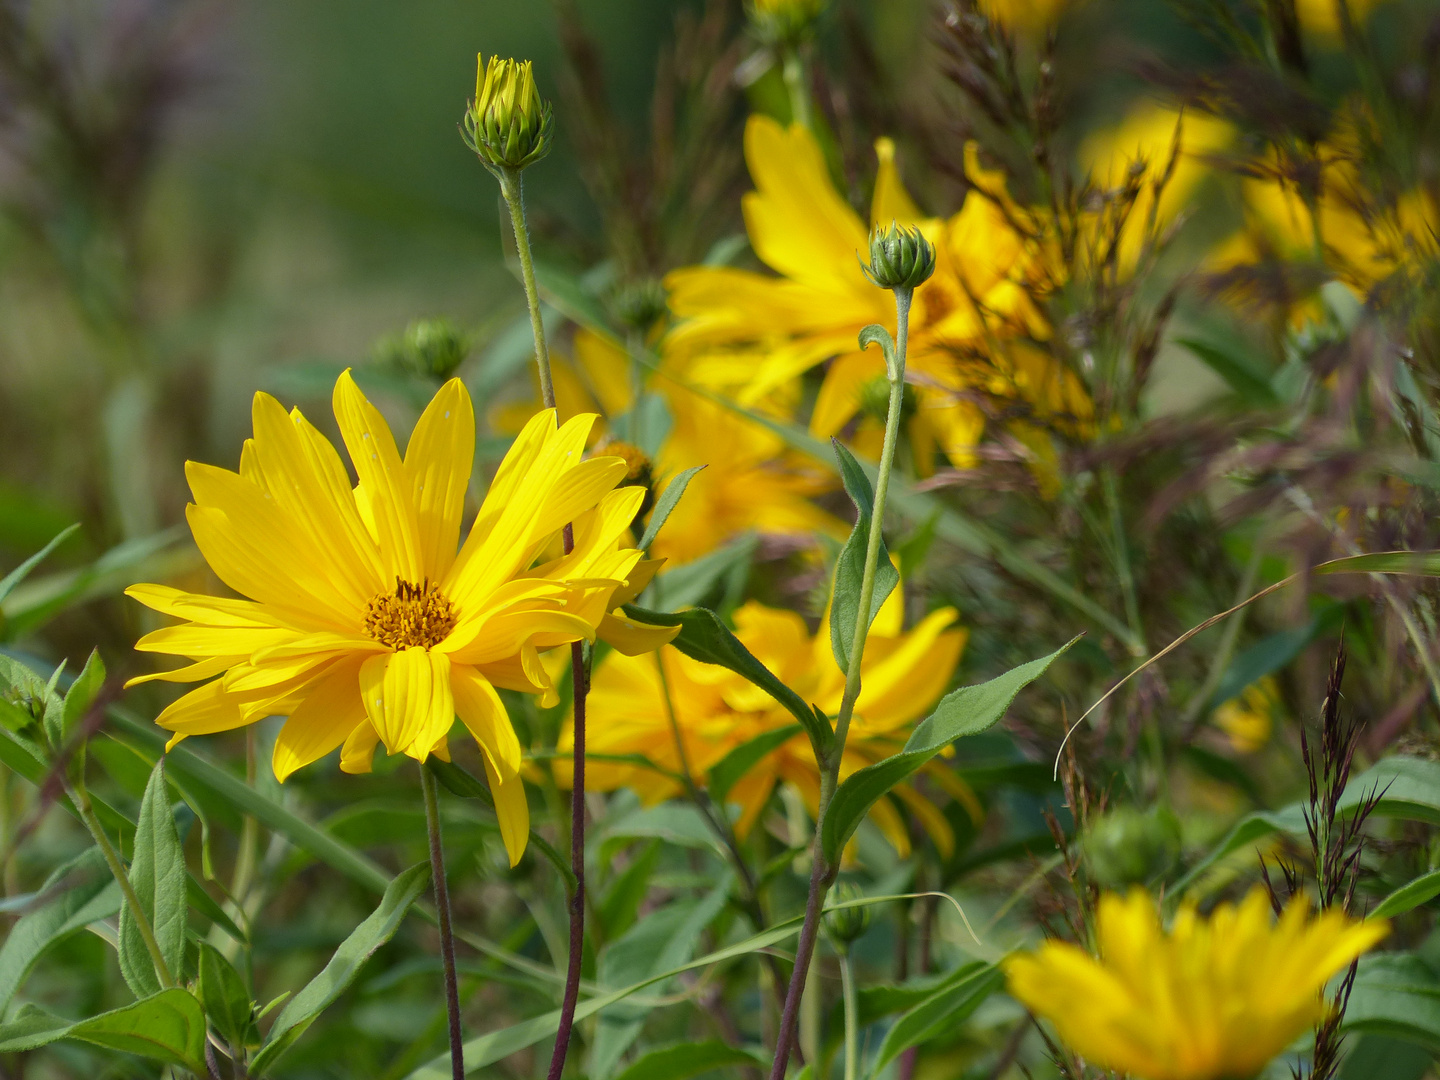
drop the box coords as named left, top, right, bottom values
left=420, top=763, right=464, bottom=1080
left=768, top=287, right=914, bottom=1078
left=499, top=167, right=556, bottom=407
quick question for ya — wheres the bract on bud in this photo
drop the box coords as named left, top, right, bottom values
left=824, top=881, right=872, bottom=946
left=463, top=55, right=554, bottom=172
left=861, top=222, right=936, bottom=290
left=746, top=0, right=826, bottom=47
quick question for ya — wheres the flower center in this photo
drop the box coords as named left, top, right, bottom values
left=363, top=578, right=457, bottom=650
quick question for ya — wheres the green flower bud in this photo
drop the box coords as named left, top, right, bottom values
left=824, top=881, right=871, bottom=946
left=747, top=0, right=826, bottom=47
left=463, top=55, right=554, bottom=173
left=861, top=222, right=936, bottom=291
left=610, top=278, right=669, bottom=333
left=1082, top=806, right=1182, bottom=890
left=375, top=319, right=470, bottom=383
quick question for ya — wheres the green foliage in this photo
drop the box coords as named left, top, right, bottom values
left=828, top=437, right=900, bottom=676
left=0, top=989, right=208, bottom=1073
left=117, top=759, right=188, bottom=996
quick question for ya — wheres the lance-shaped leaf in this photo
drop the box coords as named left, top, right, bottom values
left=639, top=465, right=705, bottom=551
left=828, top=439, right=899, bottom=676
left=198, top=941, right=254, bottom=1050
left=55, top=648, right=105, bottom=748
left=624, top=604, right=832, bottom=756
left=0, top=988, right=207, bottom=1073
left=119, top=759, right=188, bottom=997
left=820, top=639, right=1078, bottom=865
left=868, top=963, right=1003, bottom=1075
left=250, top=862, right=429, bottom=1075
left=708, top=724, right=802, bottom=806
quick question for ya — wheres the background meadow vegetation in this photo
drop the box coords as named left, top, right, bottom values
left=4, top=0, right=1440, bottom=1077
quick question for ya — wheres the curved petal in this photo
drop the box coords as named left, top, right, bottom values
left=359, top=647, right=454, bottom=759
left=340, top=720, right=382, bottom=775
left=451, top=664, right=522, bottom=782
left=154, top=680, right=249, bottom=742
left=870, top=137, right=924, bottom=227
left=272, top=658, right=367, bottom=782
left=484, top=753, right=530, bottom=868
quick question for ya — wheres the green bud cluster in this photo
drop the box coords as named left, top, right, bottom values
left=463, top=55, right=554, bottom=173
left=824, top=881, right=872, bottom=946
left=746, top=0, right=826, bottom=47
left=862, top=222, right=936, bottom=291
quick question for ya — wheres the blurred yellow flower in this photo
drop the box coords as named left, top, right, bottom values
left=979, top=0, right=1068, bottom=32
left=1213, top=676, right=1279, bottom=754
left=1006, top=888, right=1388, bottom=1080
left=1079, top=101, right=1234, bottom=275
left=559, top=590, right=968, bottom=857
left=1295, top=0, right=1382, bottom=37
left=127, top=373, right=648, bottom=865
left=489, top=327, right=634, bottom=446
left=665, top=116, right=1047, bottom=472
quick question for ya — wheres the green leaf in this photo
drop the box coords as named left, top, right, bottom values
left=57, top=648, right=106, bottom=747
left=624, top=604, right=832, bottom=756
left=1175, top=756, right=1440, bottom=896
left=868, top=963, right=1004, bottom=1075
left=828, top=439, right=900, bottom=676
left=1315, top=551, right=1440, bottom=576
left=639, top=465, right=705, bottom=551
left=251, top=861, right=430, bottom=1074
left=0, top=524, right=80, bottom=606
left=612, top=1041, right=766, bottom=1080
left=708, top=724, right=802, bottom=805
left=821, top=640, right=1077, bottom=864
left=0, top=848, right=121, bottom=1012
left=648, top=534, right=757, bottom=610
left=1374, top=870, right=1440, bottom=920
left=1344, top=953, right=1440, bottom=1051
left=597, top=840, right=660, bottom=943
left=1176, top=337, right=1279, bottom=405
left=0, top=989, right=207, bottom=1073
left=119, top=759, right=188, bottom=997
left=198, top=941, right=253, bottom=1049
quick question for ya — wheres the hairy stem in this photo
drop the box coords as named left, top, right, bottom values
left=768, top=287, right=913, bottom=1078
left=420, top=764, right=465, bottom=1080
left=64, top=778, right=174, bottom=988
left=499, top=167, right=555, bottom=409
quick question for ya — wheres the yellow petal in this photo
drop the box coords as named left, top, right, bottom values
left=483, top=752, right=530, bottom=867
left=597, top=611, right=681, bottom=656
left=340, top=720, right=382, bottom=774
left=404, top=378, right=475, bottom=582
left=272, top=659, right=367, bottom=782
left=359, top=647, right=454, bottom=759
left=154, top=679, right=249, bottom=737
left=125, top=656, right=236, bottom=688
left=870, top=137, right=923, bottom=227
left=451, top=664, right=522, bottom=781
left=332, top=370, right=424, bottom=582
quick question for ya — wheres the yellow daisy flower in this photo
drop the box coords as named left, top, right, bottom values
left=664, top=115, right=1047, bottom=472
left=558, top=590, right=969, bottom=857
left=1006, top=888, right=1389, bottom=1080
left=127, top=371, right=650, bottom=865
left=1213, top=677, right=1279, bottom=755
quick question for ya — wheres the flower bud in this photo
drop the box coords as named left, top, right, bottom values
left=747, top=0, right=826, bottom=47
left=463, top=55, right=554, bottom=172
left=1082, top=806, right=1181, bottom=889
left=824, top=881, right=871, bottom=946
left=377, top=318, right=469, bottom=382
left=610, top=278, right=669, bottom=333
left=861, top=222, right=936, bottom=290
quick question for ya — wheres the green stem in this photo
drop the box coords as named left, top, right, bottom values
left=420, top=764, right=465, bottom=1080
left=498, top=167, right=556, bottom=410
left=768, top=286, right=913, bottom=1079
left=839, top=947, right=859, bottom=1080
left=63, top=778, right=174, bottom=988
left=781, top=47, right=811, bottom=130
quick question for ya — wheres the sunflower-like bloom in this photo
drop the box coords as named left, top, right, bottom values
left=1213, top=676, right=1279, bottom=755
left=665, top=115, right=1052, bottom=473
left=558, top=591, right=970, bottom=856
left=1005, top=889, right=1389, bottom=1080
left=127, top=372, right=652, bottom=865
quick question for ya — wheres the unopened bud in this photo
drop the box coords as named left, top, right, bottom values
left=463, top=55, right=554, bottom=173
left=610, top=278, right=669, bottom=333
left=377, top=319, right=469, bottom=382
left=747, top=0, right=826, bottom=47
left=824, top=881, right=871, bottom=946
left=861, top=222, right=936, bottom=291
left=1082, top=806, right=1181, bottom=889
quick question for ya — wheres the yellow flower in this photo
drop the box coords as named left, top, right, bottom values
left=747, top=0, right=826, bottom=43
left=1005, top=889, right=1389, bottom=1080
left=648, top=393, right=844, bottom=566
left=127, top=372, right=648, bottom=866
left=1213, top=677, right=1279, bottom=754
left=1295, top=0, right=1382, bottom=37
left=488, top=328, right=634, bottom=447
left=978, top=0, right=1068, bottom=32
left=665, top=116, right=1047, bottom=472
left=559, top=590, right=969, bottom=857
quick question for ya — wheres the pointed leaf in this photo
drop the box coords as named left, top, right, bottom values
left=829, top=439, right=899, bottom=675
left=624, top=604, right=831, bottom=755
left=821, top=640, right=1077, bottom=865
left=1374, top=870, right=1440, bottom=920
left=0, top=524, right=79, bottom=606
left=58, top=648, right=106, bottom=746
left=0, top=989, right=207, bottom=1073
left=868, top=963, right=1003, bottom=1075
left=119, top=760, right=188, bottom=996
left=198, top=941, right=253, bottom=1049
left=251, top=861, right=429, bottom=1074
left=639, top=465, right=706, bottom=552
left=613, top=1041, right=766, bottom=1080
